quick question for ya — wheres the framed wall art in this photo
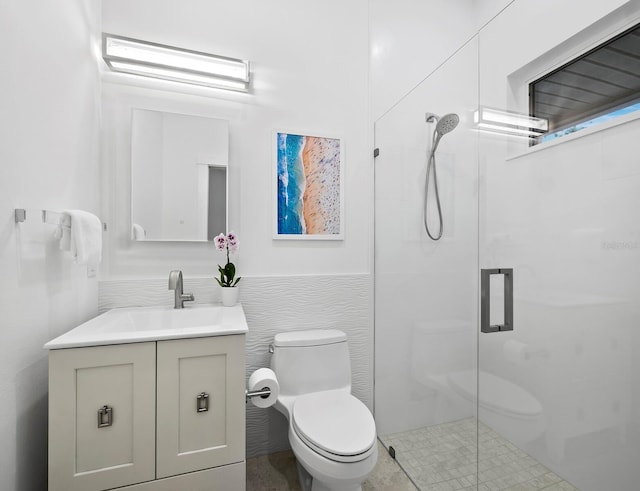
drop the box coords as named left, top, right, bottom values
left=274, top=130, right=344, bottom=240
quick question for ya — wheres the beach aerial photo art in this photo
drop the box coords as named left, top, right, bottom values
left=276, top=131, right=342, bottom=238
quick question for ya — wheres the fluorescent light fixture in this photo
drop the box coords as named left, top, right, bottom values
left=473, top=106, right=548, bottom=138
left=102, top=33, right=250, bottom=92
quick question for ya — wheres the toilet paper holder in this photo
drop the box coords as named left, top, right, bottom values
left=245, top=387, right=272, bottom=402
left=246, top=367, right=279, bottom=407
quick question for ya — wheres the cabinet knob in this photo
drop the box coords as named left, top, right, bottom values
left=196, top=392, right=209, bottom=413
left=98, top=405, right=113, bottom=428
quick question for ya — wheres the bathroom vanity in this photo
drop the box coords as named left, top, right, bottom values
left=45, top=304, right=248, bottom=491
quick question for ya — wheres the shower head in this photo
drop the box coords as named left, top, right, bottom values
left=425, top=112, right=460, bottom=137
left=435, top=113, right=459, bottom=136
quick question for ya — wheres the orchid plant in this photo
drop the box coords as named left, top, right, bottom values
left=215, top=232, right=241, bottom=287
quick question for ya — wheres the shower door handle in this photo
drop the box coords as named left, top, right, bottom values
left=480, top=268, right=513, bottom=333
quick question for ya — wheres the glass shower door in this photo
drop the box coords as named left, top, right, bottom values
left=477, top=18, right=640, bottom=491
left=374, top=37, right=480, bottom=490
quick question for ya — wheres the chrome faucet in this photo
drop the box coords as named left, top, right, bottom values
left=168, top=270, right=195, bottom=309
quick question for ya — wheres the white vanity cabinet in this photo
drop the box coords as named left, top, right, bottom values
left=46, top=304, right=248, bottom=491
left=49, top=342, right=157, bottom=491
left=156, top=335, right=245, bottom=478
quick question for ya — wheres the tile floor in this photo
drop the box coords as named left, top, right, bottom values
left=246, top=440, right=418, bottom=490
left=246, top=418, right=579, bottom=490
left=381, top=418, right=579, bottom=491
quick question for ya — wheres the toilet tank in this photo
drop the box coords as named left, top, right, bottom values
left=271, top=329, right=351, bottom=396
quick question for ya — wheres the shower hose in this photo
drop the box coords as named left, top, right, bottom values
left=424, top=132, right=443, bottom=240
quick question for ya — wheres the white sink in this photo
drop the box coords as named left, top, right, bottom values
left=44, top=304, right=248, bottom=349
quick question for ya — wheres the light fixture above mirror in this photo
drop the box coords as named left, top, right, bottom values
left=102, top=33, right=250, bottom=92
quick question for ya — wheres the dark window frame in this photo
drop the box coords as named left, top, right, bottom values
left=530, top=21, right=640, bottom=144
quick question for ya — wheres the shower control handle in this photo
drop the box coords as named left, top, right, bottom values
left=480, top=268, right=513, bottom=333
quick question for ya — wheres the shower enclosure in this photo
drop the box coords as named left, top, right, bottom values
left=374, top=5, right=640, bottom=490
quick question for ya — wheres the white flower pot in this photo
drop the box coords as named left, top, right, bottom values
left=220, top=286, right=239, bottom=307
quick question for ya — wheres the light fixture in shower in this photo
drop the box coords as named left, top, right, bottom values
left=473, top=106, right=548, bottom=138
left=102, top=33, right=250, bottom=92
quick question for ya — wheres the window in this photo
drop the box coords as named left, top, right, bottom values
left=530, top=22, right=640, bottom=144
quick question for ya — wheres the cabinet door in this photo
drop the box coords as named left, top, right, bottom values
left=156, top=335, right=245, bottom=478
left=48, top=342, right=156, bottom=491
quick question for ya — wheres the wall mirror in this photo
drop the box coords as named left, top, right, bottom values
left=131, top=109, right=228, bottom=242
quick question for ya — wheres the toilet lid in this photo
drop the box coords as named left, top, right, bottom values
left=292, top=390, right=376, bottom=463
left=448, top=370, right=542, bottom=418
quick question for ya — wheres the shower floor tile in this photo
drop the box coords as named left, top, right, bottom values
left=381, top=418, right=578, bottom=491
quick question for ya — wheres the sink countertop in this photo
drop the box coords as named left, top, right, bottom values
left=44, top=303, right=248, bottom=350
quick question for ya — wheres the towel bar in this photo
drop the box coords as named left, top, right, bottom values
left=14, top=209, right=26, bottom=223
left=42, top=210, right=71, bottom=227
left=14, top=208, right=71, bottom=227
left=15, top=208, right=107, bottom=232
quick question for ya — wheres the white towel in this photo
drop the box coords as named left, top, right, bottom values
left=64, top=210, right=102, bottom=266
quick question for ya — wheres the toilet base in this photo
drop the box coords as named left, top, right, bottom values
left=289, top=425, right=376, bottom=491
left=297, top=461, right=313, bottom=491
left=297, top=460, right=362, bottom=491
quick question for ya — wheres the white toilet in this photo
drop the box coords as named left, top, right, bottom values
left=270, top=329, right=378, bottom=491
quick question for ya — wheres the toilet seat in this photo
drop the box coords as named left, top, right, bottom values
left=292, top=390, right=376, bottom=463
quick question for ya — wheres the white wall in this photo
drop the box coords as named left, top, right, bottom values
left=101, top=0, right=370, bottom=279
left=369, top=0, right=513, bottom=121
left=0, top=1, right=102, bottom=490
